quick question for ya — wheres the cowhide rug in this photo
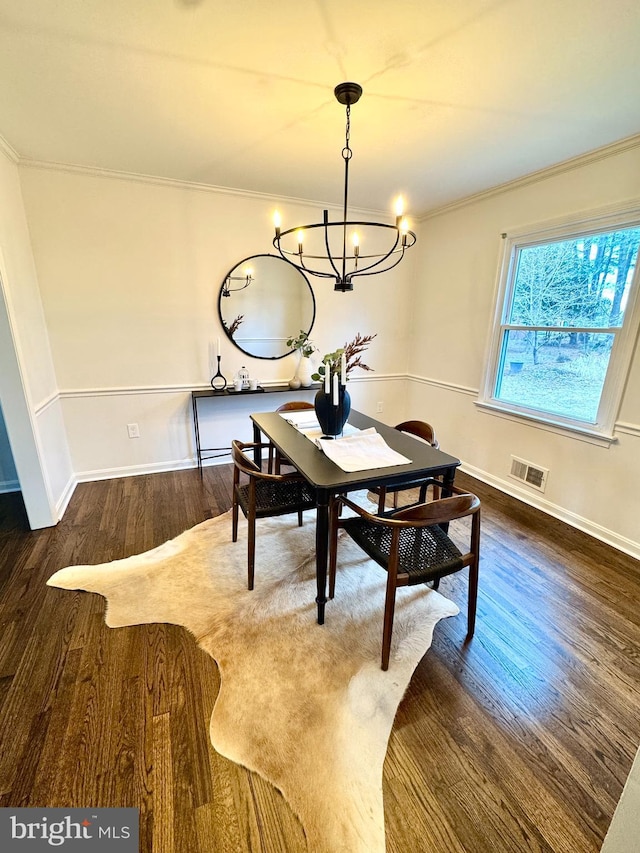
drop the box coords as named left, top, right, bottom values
left=47, top=505, right=459, bottom=853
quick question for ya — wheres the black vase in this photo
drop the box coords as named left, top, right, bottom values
left=314, top=386, right=351, bottom=438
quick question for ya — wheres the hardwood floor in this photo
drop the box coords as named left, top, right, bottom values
left=0, top=468, right=638, bottom=852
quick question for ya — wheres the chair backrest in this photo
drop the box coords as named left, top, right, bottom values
left=232, top=440, right=304, bottom=483
left=393, top=492, right=480, bottom=526
left=276, top=401, right=314, bottom=413
left=395, top=420, right=439, bottom=449
left=231, top=440, right=261, bottom=476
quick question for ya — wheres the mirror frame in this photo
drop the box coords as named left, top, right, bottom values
left=218, top=253, right=316, bottom=360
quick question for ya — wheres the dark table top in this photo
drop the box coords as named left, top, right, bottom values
left=251, top=409, right=461, bottom=491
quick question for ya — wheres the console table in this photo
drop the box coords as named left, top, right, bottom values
left=191, top=384, right=319, bottom=473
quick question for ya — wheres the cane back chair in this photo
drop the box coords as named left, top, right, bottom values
left=329, top=486, right=480, bottom=670
left=232, top=440, right=316, bottom=590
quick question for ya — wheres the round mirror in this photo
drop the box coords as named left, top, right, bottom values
left=218, top=254, right=316, bottom=360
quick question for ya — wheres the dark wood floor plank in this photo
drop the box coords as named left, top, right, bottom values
left=0, top=467, right=639, bottom=852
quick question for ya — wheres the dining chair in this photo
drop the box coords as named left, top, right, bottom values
left=268, top=401, right=315, bottom=474
left=329, top=486, right=480, bottom=670
left=232, top=440, right=317, bottom=590
left=374, top=420, right=441, bottom=512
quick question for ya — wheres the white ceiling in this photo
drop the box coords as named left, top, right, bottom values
left=1, top=0, right=639, bottom=216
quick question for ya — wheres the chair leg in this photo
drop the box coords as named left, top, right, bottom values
left=232, top=495, right=239, bottom=542
left=297, top=509, right=303, bottom=526
left=381, top=574, right=397, bottom=671
left=466, top=561, right=478, bottom=640
left=377, top=487, right=386, bottom=514
left=247, top=514, right=256, bottom=591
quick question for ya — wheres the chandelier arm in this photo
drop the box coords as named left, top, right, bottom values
left=348, top=230, right=416, bottom=280
left=222, top=274, right=253, bottom=296
left=348, top=247, right=408, bottom=281
left=344, top=229, right=416, bottom=278
left=273, top=240, right=340, bottom=280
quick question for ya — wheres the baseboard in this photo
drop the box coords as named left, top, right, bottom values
left=66, top=455, right=640, bottom=561
left=461, top=462, right=640, bottom=562
left=73, top=454, right=232, bottom=484
left=54, top=476, right=78, bottom=521
left=0, top=479, right=20, bottom=494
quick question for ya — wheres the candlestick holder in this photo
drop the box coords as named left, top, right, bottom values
left=210, top=355, right=227, bottom=391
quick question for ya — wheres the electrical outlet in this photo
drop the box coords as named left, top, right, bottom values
left=127, top=423, right=140, bottom=439
left=376, top=401, right=383, bottom=413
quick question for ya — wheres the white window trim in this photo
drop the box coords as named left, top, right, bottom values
left=478, top=200, right=640, bottom=444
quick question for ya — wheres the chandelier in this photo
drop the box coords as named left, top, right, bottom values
left=221, top=267, right=253, bottom=297
left=272, top=82, right=417, bottom=292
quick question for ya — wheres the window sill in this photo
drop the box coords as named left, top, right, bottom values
left=474, top=400, right=618, bottom=447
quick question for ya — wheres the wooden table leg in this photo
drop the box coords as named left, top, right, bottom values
left=442, top=466, right=456, bottom=498
left=252, top=423, right=262, bottom=467
left=315, top=488, right=330, bottom=625
left=441, top=465, right=457, bottom=532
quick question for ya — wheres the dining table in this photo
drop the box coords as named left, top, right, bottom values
left=250, top=409, right=461, bottom=625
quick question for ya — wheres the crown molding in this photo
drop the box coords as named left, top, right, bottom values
left=418, top=133, right=640, bottom=221
left=17, top=157, right=387, bottom=217
left=0, top=134, right=19, bottom=164
left=17, top=132, right=640, bottom=222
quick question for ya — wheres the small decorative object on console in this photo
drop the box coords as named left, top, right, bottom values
left=287, top=330, right=317, bottom=388
left=211, top=337, right=227, bottom=390
left=235, top=366, right=250, bottom=389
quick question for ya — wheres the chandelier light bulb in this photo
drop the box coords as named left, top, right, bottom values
left=273, top=210, right=281, bottom=238
left=296, top=230, right=304, bottom=253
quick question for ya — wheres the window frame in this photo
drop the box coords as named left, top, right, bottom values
left=478, top=201, right=640, bottom=444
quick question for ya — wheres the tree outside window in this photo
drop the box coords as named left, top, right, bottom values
left=481, top=209, right=640, bottom=437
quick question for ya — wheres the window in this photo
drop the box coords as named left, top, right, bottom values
left=480, top=205, right=640, bottom=441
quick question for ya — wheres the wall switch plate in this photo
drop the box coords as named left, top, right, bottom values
left=127, top=423, right=140, bottom=439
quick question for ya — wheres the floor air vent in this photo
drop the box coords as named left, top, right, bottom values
left=509, top=456, right=548, bottom=492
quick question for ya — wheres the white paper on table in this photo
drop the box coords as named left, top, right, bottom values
left=316, top=429, right=412, bottom=472
left=279, top=411, right=362, bottom=443
left=278, top=410, right=320, bottom=431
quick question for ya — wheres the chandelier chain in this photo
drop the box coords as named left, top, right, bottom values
left=342, top=103, right=353, bottom=161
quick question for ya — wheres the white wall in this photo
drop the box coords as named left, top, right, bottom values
left=15, top=144, right=640, bottom=556
left=0, top=148, right=73, bottom=527
left=407, top=143, right=640, bottom=557
left=18, top=166, right=413, bottom=482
